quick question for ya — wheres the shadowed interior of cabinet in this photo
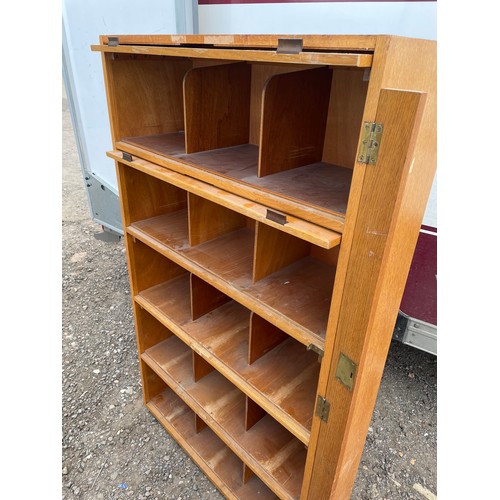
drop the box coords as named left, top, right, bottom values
left=110, top=54, right=368, bottom=216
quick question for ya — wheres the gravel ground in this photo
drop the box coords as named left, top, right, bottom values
left=62, top=84, right=437, bottom=500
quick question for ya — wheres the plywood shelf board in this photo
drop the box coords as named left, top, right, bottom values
left=122, top=131, right=186, bottom=157
left=111, top=151, right=341, bottom=249
left=128, top=222, right=332, bottom=346
left=148, top=390, right=277, bottom=499
left=142, top=336, right=306, bottom=499
left=122, top=138, right=352, bottom=216
left=136, top=275, right=318, bottom=443
left=112, top=143, right=347, bottom=233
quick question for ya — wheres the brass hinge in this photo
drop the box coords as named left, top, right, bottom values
left=307, top=343, right=324, bottom=358
left=357, top=121, right=383, bottom=165
left=315, top=395, right=331, bottom=422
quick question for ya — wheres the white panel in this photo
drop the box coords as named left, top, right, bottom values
left=63, top=0, right=179, bottom=187
left=198, top=2, right=436, bottom=40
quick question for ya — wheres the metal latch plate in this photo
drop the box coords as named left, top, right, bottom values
left=277, top=38, right=303, bottom=54
left=315, top=395, right=330, bottom=422
left=336, top=352, right=357, bottom=391
left=122, top=152, right=133, bottom=162
left=307, top=344, right=324, bottom=358
left=266, top=209, right=287, bottom=225
left=108, top=36, right=119, bottom=47
left=357, top=122, right=383, bottom=165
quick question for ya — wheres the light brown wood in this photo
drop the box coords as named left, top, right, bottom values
left=148, top=388, right=277, bottom=499
left=184, top=62, right=251, bottom=153
left=143, top=335, right=306, bottom=499
left=322, top=68, right=369, bottom=168
left=188, top=193, right=247, bottom=247
left=101, top=53, right=190, bottom=144
left=136, top=277, right=321, bottom=444
left=98, top=33, right=378, bottom=50
left=259, top=67, right=332, bottom=176
left=245, top=396, right=266, bottom=431
left=253, top=222, right=310, bottom=282
left=101, top=33, right=436, bottom=500
left=193, top=351, right=215, bottom=383
left=92, top=43, right=373, bottom=68
left=249, top=63, right=316, bottom=145
left=190, top=273, right=231, bottom=321
left=305, top=89, right=430, bottom=499
left=248, top=313, right=288, bottom=365
left=109, top=151, right=342, bottom=249
left=111, top=143, right=349, bottom=232
left=133, top=306, right=173, bottom=354
left=116, top=161, right=187, bottom=225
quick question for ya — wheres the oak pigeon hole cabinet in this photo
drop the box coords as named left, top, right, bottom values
left=91, top=34, right=436, bottom=499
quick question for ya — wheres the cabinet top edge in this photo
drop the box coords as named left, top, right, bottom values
left=94, top=34, right=433, bottom=51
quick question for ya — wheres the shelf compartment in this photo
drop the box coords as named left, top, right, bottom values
left=145, top=371, right=277, bottom=499
left=136, top=274, right=320, bottom=444
left=116, top=160, right=188, bottom=227
left=128, top=222, right=331, bottom=348
left=184, top=62, right=251, bottom=154
left=142, top=335, right=306, bottom=499
left=111, top=153, right=342, bottom=248
left=103, top=53, right=192, bottom=143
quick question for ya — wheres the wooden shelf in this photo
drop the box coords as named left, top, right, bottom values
left=128, top=218, right=334, bottom=347
left=122, top=138, right=353, bottom=216
left=100, top=33, right=437, bottom=500
left=148, top=388, right=277, bottom=499
left=135, top=273, right=320, bottom=444
left=142, top=335, right=307, bottom=500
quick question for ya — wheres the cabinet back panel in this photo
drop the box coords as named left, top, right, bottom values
left=105, top=54, right=191, bottom=141
left=322, top=68, right=369, bottom=168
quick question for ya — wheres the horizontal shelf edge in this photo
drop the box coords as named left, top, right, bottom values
left=146, top=401, right=241, bottom=500
left=109, top=147, right=346, bottom=234
left=142, top=353, right=297, bottom=500
left=135, top=292, right=311, bottom=445
left=92, top=44, right=373, bottom=67
left=109, top=150, right=341, bottom=248
left=127, top=224, right=326, bottom=352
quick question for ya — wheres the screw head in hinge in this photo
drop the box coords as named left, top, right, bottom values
left=335, top=352, right=357, bottom=391
left=357, top=121, right=383, bottom=165
left=307, top=343, right=324, bottom=358
left=315, top=395, right=330, bottom=422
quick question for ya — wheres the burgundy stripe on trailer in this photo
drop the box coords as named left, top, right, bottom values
left=199, top=0, right=437, bottom=4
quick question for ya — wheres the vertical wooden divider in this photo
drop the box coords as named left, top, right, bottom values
left=248, top=312, right=288, bottom=365
left=193, top=351, right=215, bottom=383
left=183, top=62, right=251, bottom=153
left=242, top=464, right=255, bottom=484
left=253, top=222, right=310, bottom=282
left=195, top=413, right=207, bottom=434
left=245, top=396, right=266, bottom=431
left=190, top=274, right=231, bottom=321
left=134, top=307, right=173, bottom=355
left=127, top=236, right=187, bottom=296
left=188, top=192, right=247, bottom=247
left=141, top=362, right=167, bottom=404
left=258, top=67, right=332, bottom=177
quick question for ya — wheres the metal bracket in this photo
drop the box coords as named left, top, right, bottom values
left=335, top=353, right=357, bottom=391
left=266, top=209, right=287, bottom=225
left=277, top=38, right=303, bottom=54
left=307, top=344, right=324, bottom=358
left=122, top=152, right=133, bottom=162
left=315, top=395, right=331, bottom=422
left=108, top=37, right=119, bottom=47
left=357, top=121, right=383, bottom=165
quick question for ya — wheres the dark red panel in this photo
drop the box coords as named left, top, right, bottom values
left=399, top=228, right=437, bottom=326
left=199, top=1, right=436, bottom=4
